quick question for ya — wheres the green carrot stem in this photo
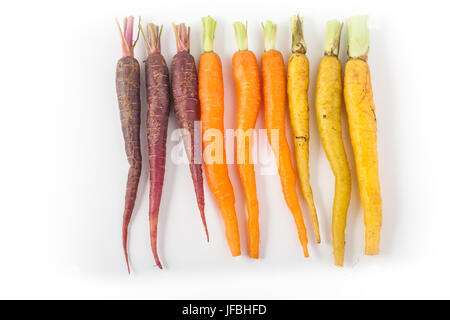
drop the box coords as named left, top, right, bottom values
left=290, top=15, right=306, bottom=54
left=138, top=23, right=150, bottom=53
left=347, top=15, right=370, bottom=60
left=233, top=21, right=248, bottom=51
left=261, top=20, right=277, bottom=51
left=323, top=19, right=343, bottom=56
left=202, top=16, right=216, bottom=52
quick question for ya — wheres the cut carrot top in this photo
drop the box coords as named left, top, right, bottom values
left=233, top=21, right=248, bottom=51
left=324, top=19, right=343, bottom=56
left=261, top=20, right=277, bottom=51
left=202, top=16, right=217, bottom=52
left=347, top=15, right=369, bottom=60
left=290, top=15, right=306, bottom=54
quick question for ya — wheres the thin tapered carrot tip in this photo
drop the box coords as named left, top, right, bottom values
left=125, top=254, right=131, bottom=274
left=200, top=209, right=210, bottom=242
left=153, top=251, right=163, bottom=269
left=153, top=253, right=163, bottom=269
left=204, top=223, right=210, bottom=242
left=123, top=230, right=131, bottom=274
left=303, top=246, right=309, bottom=258
left=151, top=238, right=163, bottom=269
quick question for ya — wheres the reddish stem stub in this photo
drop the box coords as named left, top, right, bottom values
left=124, top=17, right=134, bottom=47
left=172, top=23, right=190, bottom=53
left=116, top=16, right=140, bottom=58
left=142, top=23, right=163, bottom=55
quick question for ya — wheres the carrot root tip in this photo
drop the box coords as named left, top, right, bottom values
left=152, top=252, right=163, bottom=269
left=303, top=247, right=309, bottom=258
left=123, top=227, right=131, bottom=273
left=125, top=252, right=131, bottom=274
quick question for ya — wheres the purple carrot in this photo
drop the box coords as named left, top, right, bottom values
left=171, top=23, right=209, bottom=241
left=115, top=16, right=142, bottom=273
left=140, top=23, right=170, bottom=269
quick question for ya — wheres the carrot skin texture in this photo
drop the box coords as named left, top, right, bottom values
left=199, top=52, right=241, bottom=256
left=116, top=56, right=142, bottom=273
left=145, top=53, right=170, bottom=269
left=233, top=50, right=261, bottom=258
left=344, top=59, right=382, bottom=255
left=171, top=51, right=209, bottom=240
left=261, top=50, right=309, bottom=257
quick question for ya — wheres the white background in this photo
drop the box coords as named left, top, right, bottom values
left=0, top=0, right=448, bottom=299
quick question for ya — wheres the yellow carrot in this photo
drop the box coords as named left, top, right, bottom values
left=316, top=20, right=351, bottom=266
left=287, top=15, right=320, bottom=243
left=344, top=15, right=382, bottom=255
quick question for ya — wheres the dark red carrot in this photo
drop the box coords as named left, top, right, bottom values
left=140, top=23, right=170, bottom=269
left=115, top=16, right=142, bottom=273
left=171, top=23, right=209, bottom=241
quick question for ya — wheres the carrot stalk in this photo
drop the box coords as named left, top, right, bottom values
left=347, top=15, right=370, bottom=60
left=171, top=22, right=209, bottom=241
left=199, top=16, right=241, bottom=256
left=324, top=20, right=343, bottom=56
left=261, top=20, right=309, bottom=257
left=141, top=23, right=170, bottom=269
left=232, top=21, right=261, bottom=258
left=316, top=20, right=351, bottom=266
left=344, top=15, right=382, bottom=255
left=287, top=15, right=321, bottom=243
left=115, top=16, right=142, bottom=273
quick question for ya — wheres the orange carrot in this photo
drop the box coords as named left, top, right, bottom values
left=232, top=22, right=261, bottom=258
left=261, top=21, right=308, bottom=257
left=199, top=16, right=241, bottom=256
